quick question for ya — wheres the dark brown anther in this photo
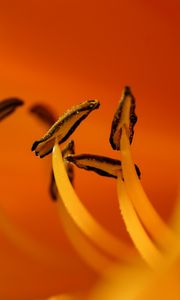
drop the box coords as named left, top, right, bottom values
left=29, top=104, right=56, bottom=127
left=109, top=86, right=137, bottom=150
left=65, top=153, right=140, bottom=179
left=0, top=98, right=24, bottom=121
left=31, top=99, right=100, bottom=158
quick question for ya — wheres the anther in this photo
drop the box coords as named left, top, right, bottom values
left=65, top=153, right=140, bottom=179
left=109, top=86, right=137, bottom=150
left=0, top=98, right=24, bottom=121
left=32, top=100, right=100, bottom=158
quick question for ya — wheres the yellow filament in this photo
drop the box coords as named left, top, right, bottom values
left=0, top=207, right=78, bottom=270
left=117, top=177, right=163, bottom=268
left=58, top=202, right=113, bottom=274
left=171, top=190, right=180, bottom=235
left=120, top=126, right=176, bottom=250
left=52, top=142, right=135, bottom=262
left=91, top=257, right=180, bottom=300
left=90, top=264, right=151, bottom=300
left=46, top=295, right=77, bottom=300
left=166, top=192, right=180, bottom=262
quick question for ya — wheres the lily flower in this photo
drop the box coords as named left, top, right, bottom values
left=0, top=2, right=179, bottom=299
left=49, top=87, right=180, bottom=299
left=52, top=88, right=180, bottom=299
left=1, top=83, right=179, bottom=300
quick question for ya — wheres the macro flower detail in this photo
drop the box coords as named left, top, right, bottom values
left=30, top=103, right=56, bottom=127
left=31, top=99, right=100, bottom=158
left=1, top=86, right=180, bottom=300
left=65, top=153, right=141, bottom=179
left=109, top=86, right=137, bottom=150
left=30, top=103, right=75, bottom=200
left=32, top=94, right=136, bottom=268
left=50, top=140, right=75, bottom=200
left=30, top=86, right=179, bottom=299
left=0, top=98, right=24, bottom=121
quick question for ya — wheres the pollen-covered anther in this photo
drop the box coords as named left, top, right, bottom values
left=65, top=153, right=141, bottom=179
left=109, top=86, right=137, bottom=150
left=0, top=98, right=24, bottom=121
left=31, top=99, right=100, bottom=158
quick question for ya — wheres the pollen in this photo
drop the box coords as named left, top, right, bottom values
left=109, top=86, right=137, bottom=150
left=31, top=99, right=100, bottom=158
left=65, top=153, right=140, bottom=179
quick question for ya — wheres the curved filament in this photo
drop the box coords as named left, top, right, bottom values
left=117, top=177, right=163, bottom=269
left=58, top=202, right=113, bottom=274
left=46, top=295, right=77, bottom=300
left=52, top=142, right=135, bottom=262
left=120, top=126, right=176, bottom=251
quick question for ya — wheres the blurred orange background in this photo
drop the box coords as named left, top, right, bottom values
left=0, top=0, right=180, bottom=299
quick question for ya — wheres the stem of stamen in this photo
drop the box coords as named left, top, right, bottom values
left=117, top=177, right=163, bottom=269
left=46, top=295, right=77, bottom=300
left=59, top=202, right=113, bottom=274
left=120, top=126, right=176, bottom=251
left=52, top=142, right=135, bottom=262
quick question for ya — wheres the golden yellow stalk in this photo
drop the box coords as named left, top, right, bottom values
left=52, top=142, right=135, bottom=262
left=120, top=126, right=176, bottom=251
left=59, top=202, right=113, bottom=273
left=89, top=263, right=151, bottom=300
left=46, top=295, right=77, bottom=300
left=117, top=177, right=163, bottom=268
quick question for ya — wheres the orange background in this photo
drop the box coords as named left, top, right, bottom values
left=0, top=1, right=180, bottom=299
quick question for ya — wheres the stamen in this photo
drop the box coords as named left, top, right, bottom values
left=49, top=171, right=59, bottom=201
left=109, top=86, right=137, bottom=150
left=46, top=295, right=77, bottom=300
left=52, top=142, right=135, bottom=262
left=171, top=190, right=180, bottom=235
left=117, top=176, right=163, bottom=269
left=29, top=104, right=56, bottom=126
left=65, top=154, right=140, bottom=179
left=50, top=140, right=75, bottom=201
left=32, top=100, right=100, bottom=158
left=90, top=263, right=151, bottom=300
left=120, top=126, right=176, bottom=250
left=59, top=202, right=113, bottom=273
left=30, top=103, right=75, bottom=200
left=0, top=98, right=24, bottom=121
left=166, top=192, right=180, bottom=261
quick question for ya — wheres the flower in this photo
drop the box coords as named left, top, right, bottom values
left=0, top=1, right=179, bottom=299
left=1, top=84, right=180, bottom=300
left=48, top=88, right=180, bottom=299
